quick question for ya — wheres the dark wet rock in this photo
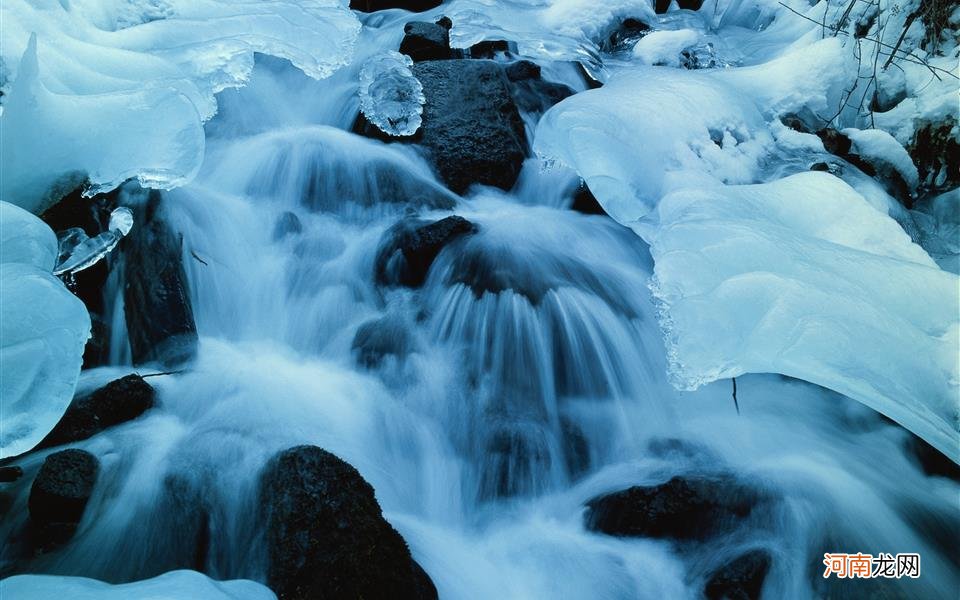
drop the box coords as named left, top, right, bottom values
left=399, top=21, right=452, bottom=62
left=602, top=17, right=650, bottom=52
left=809, top=162, right=831, bottom=172
left=261, top=445, right=437, bottom=600
left=412, top=60, right=527, bottom=193
left=505, top=60, right=541, bottom=81
left=509, top=74, right=575, bottom=115
left=41, top=185, right=120, bottom=368
left=657, top=0, right=703, bottom=11
left=781, top=115, right=811, bottom=134
left=584, top=476, right=758, bottom=540
left=28, top=449, right=98, bottom=549
left=469, top=40, right=510, bottom=59
left=0, top=466, right=23, bottom=483
left=816, top=128, right=853, bottom=156
left=705, top=550, right=772, bottom=600
left=352, top=315, right=413, bottom=368
left=123, top=192, right=198, bottom=367
left=571, top=183, right=606, bottom=215
left=375, top=215, right=477, bottom=287
left=909, top=117, right=959, bottom=193
left=905, top=433, right=960, bottom=482
left=35, top=375, right=155, bottom=451
left=273, top=211, right=303, bottom=241
left=350, top=0, right=442, bottom=12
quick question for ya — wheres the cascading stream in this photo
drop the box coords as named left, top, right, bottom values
left=2, top=4, right=957, bottom=599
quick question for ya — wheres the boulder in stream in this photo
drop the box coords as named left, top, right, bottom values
left=412, top=60, right=527, bottom=194
left=375, top=215, right=477, bottom=287
left=123, top=192, right=198, bottom=367
left=399, top=20, right=452, bottom=62
left=584, top=475, right=759, bottom=540
left=34, top=374, right=155, bottom=451
left=704, top=549, right=772, bottom=600
left=261, top=445, right=437, bottom=600
left=28, top=449, right=99, bottom=549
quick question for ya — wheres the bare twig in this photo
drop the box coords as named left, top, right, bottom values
left=732, top=377, right=740, bottom=415
left=883, top=8, right=921, bottom=69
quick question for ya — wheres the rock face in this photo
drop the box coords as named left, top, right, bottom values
left=704, top=550, right=772, bottom=600
left=260, top=446, right=437, bottom=600
left=35, top=375, right=155, bottom=451
left=375, top=215, right=477, bottom=287
left=123, top=192, right=198, bottom=366
left=584, top=476, right=758, bottom=540
left=399, top=20, right=452, bottom=62
left=28, top=449, right=99, bottom=548
left=412, top=60, right=527, bottom=194
left=350, top=0, right=442, bottom=11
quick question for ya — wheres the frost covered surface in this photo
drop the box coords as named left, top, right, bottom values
left=0, top=0, right=360, bottom=213
left=535, top=2, right=960, bottom=459
left=0, top=570, right=276, bottom=600
left=648, top=173, right=959, bottom=462
left=0, top=202, right=90, bottom=458
left=359, top=51, right=425, bottom=137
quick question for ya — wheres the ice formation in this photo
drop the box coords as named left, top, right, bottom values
left=630, top=29, right=700, bottom=67
left=53, top=207, right=134, bottom=276
left=647, top=173, right=959, bottom=462
left=358, top=51, right=426, bottom=137
left=0, top=570, right=276, bottom=600
left=535, top=24, right=960, bottom=460
left=0, top=0, right=361, bottom=213
left=0, top=202, right=91, bottom=458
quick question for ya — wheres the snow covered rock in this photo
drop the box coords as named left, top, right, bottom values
left=412, top=60, right=527, bottom=193
left=0, top=0, right=360, bottom=212
left=631, top=29, right=699, bottom=66
left=0, top=571, right=276, bottom=600
left=843, top=127, right=921, bottom=193
left=0, top=202, right=90, bottom=458
left=260, top=445, right=437, bottom=600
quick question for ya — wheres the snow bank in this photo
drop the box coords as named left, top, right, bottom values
left=0, top=0, right=360, bottom=213
left=0, top=570, right=276, bottom=600
left=1, top=202, right=91, bottom=458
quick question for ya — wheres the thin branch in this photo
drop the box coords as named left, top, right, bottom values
left=732, top=377, right=740, bottom=415
left=883, top=8, right=921, bottom=69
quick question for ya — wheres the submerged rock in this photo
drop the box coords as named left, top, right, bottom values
left=570, top=183, right=607, bottom=215
left=704, top=550, right=772, bottom=600
left=375, top=215, right=477, bottom=287
left=29, top=449, right=99, bottom=549
left=260, top=445, right=437, bottom=600
left=412, top=60, right=527, bottom=193
left=0, top=466, right=24, bottom=483
left=34, top=374, right=155, bottom=451
left=399, top=20, right=452, bottom=62
left=352, top=315, right=414, bottom=368
left=584, top=476, right=758, bottom=540
left=350, top=0, right=442, bottom=12
left=272, top=211, right=303, bottom=241
left=123, top=192, right=198, bottom=366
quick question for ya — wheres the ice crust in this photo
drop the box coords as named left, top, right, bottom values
left=359, top=51, right=425, bottom=137
left=0, top=0, right=360, bottom=213
left=535, top=30, right=960, bottom=459
left=0, top=570, right=276, bottom=600
left=0, top=202, right=91, bottom=458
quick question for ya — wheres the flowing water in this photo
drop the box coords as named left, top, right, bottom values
left=2, top=11, right=957, bottom=600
